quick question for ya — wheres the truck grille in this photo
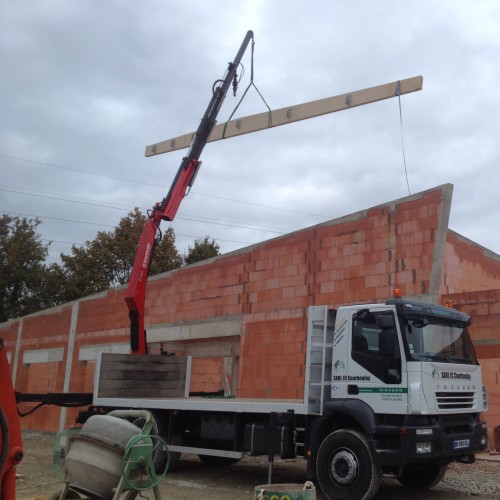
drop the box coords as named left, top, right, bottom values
left=435, top=392, right=476, bottom=410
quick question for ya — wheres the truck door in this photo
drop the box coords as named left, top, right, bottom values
left=347, top=308, right=408, bottom=414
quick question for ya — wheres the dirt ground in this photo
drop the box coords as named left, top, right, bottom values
left=14, top=431, right=500, bottom=499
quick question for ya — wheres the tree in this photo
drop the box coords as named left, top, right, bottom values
left=184, top=236, right=220, bottom=265
left=59, top=208, right=183, bottom=300
left=0, top=215, right=50, bottom=322
left=1, top=210, right=214, bottom=320
left=39, top=262, right=72, bottom=309
left=150, top=226, right=184, bottom=275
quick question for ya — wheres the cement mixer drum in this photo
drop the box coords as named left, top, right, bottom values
left=65, top=414, right=142, bottom=500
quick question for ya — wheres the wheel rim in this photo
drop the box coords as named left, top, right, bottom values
left=331, top=448, right=358, bottom=485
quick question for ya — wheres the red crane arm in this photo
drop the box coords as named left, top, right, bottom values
left=125, top=158, right=200, bottom=354
left=125, top=31, right=253, bottom=354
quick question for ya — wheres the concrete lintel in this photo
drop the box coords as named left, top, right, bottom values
left=147, top=316, right=242, bottom=342
left=79, top=342, right=129, bottom=362
left=23, top=347, right=64, bottom=364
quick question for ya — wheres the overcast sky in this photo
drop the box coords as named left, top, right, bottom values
left=2, top=1, right=500, bottom=266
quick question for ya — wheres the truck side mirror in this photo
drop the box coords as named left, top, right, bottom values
left=376, top=314, right=395, bottom=329
left=354, top=309, right=375, bottom=323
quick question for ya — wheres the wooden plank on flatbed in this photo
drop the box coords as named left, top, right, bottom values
left=98, top=369, right=186, bottom=381
left=100, top=353, right=187, bottom=364
left=100, top=361, right=186, bottom=373
left=97, top=353, right=189, bottom=399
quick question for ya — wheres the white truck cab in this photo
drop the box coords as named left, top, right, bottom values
left=311, top=296, right=488, bottom=499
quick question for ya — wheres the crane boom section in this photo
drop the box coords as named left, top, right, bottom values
left=126, top=31, right=254, bottom=354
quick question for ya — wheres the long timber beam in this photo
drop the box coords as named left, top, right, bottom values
left=145, top=75, right=423, bottom=157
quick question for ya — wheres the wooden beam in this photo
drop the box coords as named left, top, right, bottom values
left=145, top=76, right=422, bottom=157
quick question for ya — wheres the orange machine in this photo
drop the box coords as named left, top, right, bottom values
left=0, top=338, right=23, bottom=499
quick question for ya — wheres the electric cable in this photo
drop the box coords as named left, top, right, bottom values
left=0, top=154, right=329, bottom=218
left=0, top=184, right=288, bottom=231
left=3, top=211, right=262, bottom=245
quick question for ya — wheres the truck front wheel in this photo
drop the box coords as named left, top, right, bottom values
left=397, top=462, right=448, bottom=488
left=316, top=429, right=381, bottom=500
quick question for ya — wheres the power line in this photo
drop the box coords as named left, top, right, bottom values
left=2, top=210, right=114, bottom=228
left=192, top=191, right=327, bottom=218
left=175, top=234, right=253, bottom=245
left=41, top=238, right=85, bottom=245
left=1, top=186, right=287, bottom=234
left=4, top=211, right=258, bottom=245
left=0, top=186, right=128, bottom=212
left=0, top=153, right=156, bottom=188
left=41, top=234, right=253, bottom=247
left=2, top=154, right=326, bottom=253
left=2, top=182, right=287, bottom=230
left=1, top=184, right=133, bottom=209
left=0, top=152, right=329, bottom=218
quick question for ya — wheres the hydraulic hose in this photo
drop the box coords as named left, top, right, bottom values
left=0, top=408, right=10, bottom=479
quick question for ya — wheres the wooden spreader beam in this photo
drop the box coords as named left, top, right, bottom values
left=145, top=75, right=422, bottom=157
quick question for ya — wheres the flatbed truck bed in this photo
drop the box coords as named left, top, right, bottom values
left=93, top=395, right=307, bottom=414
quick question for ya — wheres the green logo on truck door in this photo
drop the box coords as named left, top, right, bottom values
left=358, top=387, right=408, bottom=393
left=334, top=317, right=347, bottom=346
left=358, top=387, right=408, bottom=402
left=334, top=360, right=346, bottom=372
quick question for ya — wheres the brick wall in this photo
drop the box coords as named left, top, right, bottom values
left=146, top=252, right=248, bottom=324
left=442, top=289, right=500, bottom=446
left=441, top=232, right=500, bottom=446
left=442, top=231, right=500, bottom=294
left=237, top=184, right=452, bottom=396
left=12, top=305, right=72, bottom=430
left=190, top=358, right=224, bottom=393
left=2, top=184, right=500, bottom=441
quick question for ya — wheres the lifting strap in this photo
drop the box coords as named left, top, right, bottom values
left=222, top=39, right=272, bottom=138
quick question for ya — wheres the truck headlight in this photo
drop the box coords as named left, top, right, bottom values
left=416, top=442, right=434, bottom=454
left=482, top=385, right=488, bottom=411
left=416, top=428, right=433, bottom=436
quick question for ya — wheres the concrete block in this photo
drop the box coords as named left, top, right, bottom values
left=23, top=348, right=64, bottom=364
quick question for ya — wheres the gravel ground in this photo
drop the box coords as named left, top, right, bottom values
left=14, top=431, right=500, bottom=499
left=440, top=459, right=500, bottom=498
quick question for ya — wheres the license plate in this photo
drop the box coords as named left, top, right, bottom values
left=453, top=439, right=470, bottom=449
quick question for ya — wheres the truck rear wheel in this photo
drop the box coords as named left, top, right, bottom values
left=149, top=411, right=181, bottom=472
left=316, top=429, right=381, bottom=500
left=153, top=431, right=181, bottom=472
left=397, top=462, right=448, bottom=488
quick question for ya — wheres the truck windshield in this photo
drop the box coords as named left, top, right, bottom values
left=403, top=318, right=477, bottom=365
